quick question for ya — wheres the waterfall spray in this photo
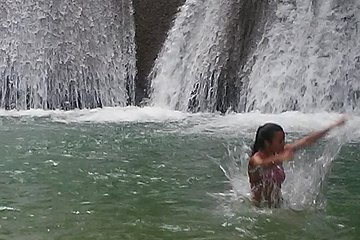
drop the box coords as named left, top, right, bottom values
left=0, top=0, right=136, bottom=110
left=149, top=0, right=231, bottom=112
left=241, top=0, right=360, bottom=113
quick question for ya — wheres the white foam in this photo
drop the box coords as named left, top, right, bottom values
left=182, top=111, right=360, bottom=142
left=0, top=109, right=62, bottom=118
left=0, top=107, right=189, bottom=123
left=0, top=107, right=358, bottom=141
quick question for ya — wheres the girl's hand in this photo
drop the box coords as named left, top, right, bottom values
left=332, top=116, right=348, bottom=128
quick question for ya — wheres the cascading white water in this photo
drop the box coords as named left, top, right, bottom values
left=0, top=0, right=136, bottom=110
left=242, top=0, right=360, bottom=113
left=150, top=0, right=359, bottom=114
left=149, top=0, right=231, bottom=112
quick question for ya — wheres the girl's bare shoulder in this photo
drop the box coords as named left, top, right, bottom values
left=249, top=153, right=263, bottom=166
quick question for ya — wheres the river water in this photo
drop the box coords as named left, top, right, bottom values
left=0, top=107, right=358, bottom=239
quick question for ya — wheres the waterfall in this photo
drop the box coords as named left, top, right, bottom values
left=0, top=0, right=136, bottom=110
left=241, top=0, right=360, bottom=113
left=149, top=0, right=232, bottom=112
left=149, top=0, right=359, bottom=113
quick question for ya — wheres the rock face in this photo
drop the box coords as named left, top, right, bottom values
left=132, top=0, right=185, bottom=105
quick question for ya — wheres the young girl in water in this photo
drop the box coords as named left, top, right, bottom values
left=248, top=117, right=347, bottom=208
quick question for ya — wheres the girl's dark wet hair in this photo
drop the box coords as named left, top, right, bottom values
left=251, top=123, right=284, bottom=156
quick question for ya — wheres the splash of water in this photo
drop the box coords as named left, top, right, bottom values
left=149, top=0, right=231, bottom=112
left=0, top=0, right=136, bottom=110
left=241, top=0, right=360, bottom=113
left=283, top=131, right=348, bottom=209
left=219, top=131, right=349, bottom=210
left=219, top=143, right=251, bottom=199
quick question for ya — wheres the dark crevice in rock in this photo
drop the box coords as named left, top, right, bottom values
left=133, top=0, right=186, bottom=105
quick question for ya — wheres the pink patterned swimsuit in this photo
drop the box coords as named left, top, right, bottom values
left=248, top=164, right=286, bottom=207
left=262, top=164, right=285, bottom=187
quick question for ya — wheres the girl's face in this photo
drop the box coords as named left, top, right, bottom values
left=269, top=131, right=285, bottom=153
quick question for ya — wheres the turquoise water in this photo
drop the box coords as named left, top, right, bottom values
left=0, top=108, right=359, bottom=239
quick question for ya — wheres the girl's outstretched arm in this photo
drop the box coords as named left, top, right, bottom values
left=285, top=116, right=347, bottom=151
